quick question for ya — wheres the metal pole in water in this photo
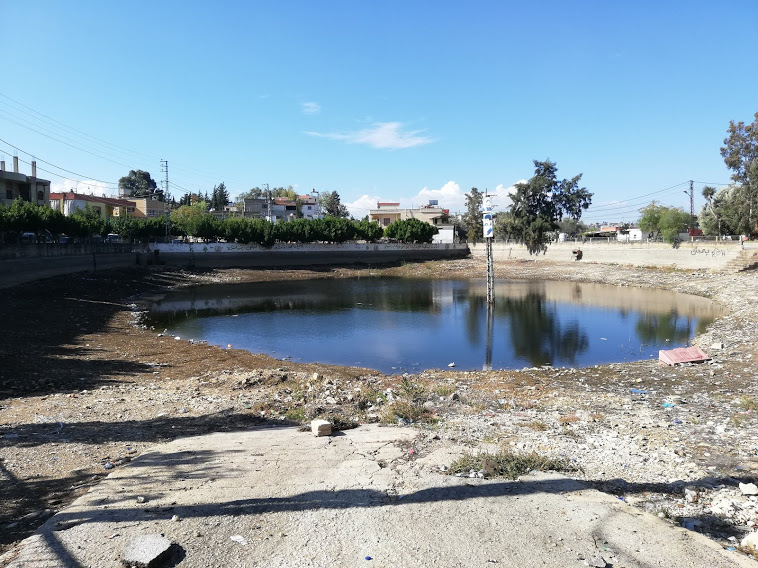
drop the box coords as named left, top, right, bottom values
left=483, top=191, right=494, bottom=304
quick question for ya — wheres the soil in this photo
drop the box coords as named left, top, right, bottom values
left=1, top=258, right=757, bottom=559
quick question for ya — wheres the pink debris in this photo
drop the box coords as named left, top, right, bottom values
left=659, top=346, right=711, bottom=366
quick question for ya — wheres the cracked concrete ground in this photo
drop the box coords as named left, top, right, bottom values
left=2, top=424, right=754, bottom=568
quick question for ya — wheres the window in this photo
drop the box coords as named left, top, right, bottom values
left=37, top=191, right=44, bottom=201
left=5, top=189, right=12, bottom=200
left=383, top=218, right=391, bottom=226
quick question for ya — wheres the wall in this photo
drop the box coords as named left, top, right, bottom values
left=0, top=243, right=468, bottom=289
left=0, top=251, right=151, bottom=289
left=0, top=243, right=139, bottom=260
left=469, top=240, right=743, bottom=270
left=150, top=242, right=469, bottom=268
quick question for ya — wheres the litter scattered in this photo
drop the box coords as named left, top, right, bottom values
left=662, top=402, right=675, bottom=408
left=230, top=535, right=248, bottom=546
left=630, top=388, right=649, bottom=394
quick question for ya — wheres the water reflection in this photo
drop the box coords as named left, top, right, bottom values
left=499, top=293, right=589, bottom=367
left=146, top=278, right=725, bottom=373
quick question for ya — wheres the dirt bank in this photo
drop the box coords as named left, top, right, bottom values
left=1, top=259, right=757, bottom=558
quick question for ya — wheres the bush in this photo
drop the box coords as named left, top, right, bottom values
left=384, top=218, right=438, bottom=243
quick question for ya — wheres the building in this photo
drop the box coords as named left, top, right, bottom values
left=242, top=198, right=266, bottom=218
left=272, top=197, right=297, bottom=222
left=243, top=196, right=312, bottom=222
left=120, top=197, right=168, bottom=218
left=369, top=201, right=449, bottom=228
left=1, top=158, right=50, bottom=208
left=617, top=228, right=643, bottom=242
left=50, top=192, right=135, bottom=218
left=298, top=194, right=321, bottom=220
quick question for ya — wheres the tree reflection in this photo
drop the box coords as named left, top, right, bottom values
left=499, top=293, right=589, bottom=366
left=634, top=311, right=693, bottom=344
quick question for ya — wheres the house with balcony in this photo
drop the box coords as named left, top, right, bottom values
left=298, top=194, right=322, bottom=220
left=369, top=201, right=449, bottom=228
left=1, top=158, right=50, bottom=208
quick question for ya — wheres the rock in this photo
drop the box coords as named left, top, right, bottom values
left=740, top=483, right=758, bottom=496
left=136, top=495, right=147, bottom=503
left=684, top=489, right=699, bottom=503
left=122, top=534, right=172, bottom=567
left=711, top=342, right=725, bottom=349
left=585, top=555, right=608, bottom=567
left=311, top=419, right=332, bottom=437
left=741, top=531, right=758, bottom=550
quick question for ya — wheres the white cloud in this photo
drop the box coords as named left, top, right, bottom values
left=306, top=122, right=433, bottom=149
left=302, top=102, right=321, bottom=115
left=51, top=179, right=113, bottom=197
left=493, top=181, right=525, bottom=208
left=413, top=181, right=466, bottom=213
left=343, top=180, right=527, bottom=221
left=344, top=194, right=382, bottom=219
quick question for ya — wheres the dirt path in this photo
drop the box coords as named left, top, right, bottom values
left=1, top=259, right=757, bottom=560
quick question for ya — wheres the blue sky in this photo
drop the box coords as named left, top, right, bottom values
left=1, top=0, right=756, bottom=224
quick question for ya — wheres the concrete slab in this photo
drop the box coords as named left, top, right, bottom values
left=2, top=424, right=753, bottom=568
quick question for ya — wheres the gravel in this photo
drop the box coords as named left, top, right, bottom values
left=1, top=259, right=757, bottom=558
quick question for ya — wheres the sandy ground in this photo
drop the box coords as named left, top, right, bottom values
left=1, top=258, right=757, bottom=560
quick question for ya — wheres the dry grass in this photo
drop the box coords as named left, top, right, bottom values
left=381, top=400, right=436, bottom=424
left=448, top=450, right=575, bottom=479
left=520, top=421, right=549, bottom=431
left=558, top=414, right=580, bottom=424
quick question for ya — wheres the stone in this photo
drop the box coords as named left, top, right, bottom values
left=741, top=531, right=758, bottom=550
left=684, top=489, right=699, bottom=503
left=740, top=482, right=758, bottom=496
left=311, top=419, right=332, bottom=437
left=585, top=555, right=608, bottom=567
left=122, top=534, right=172, bottom=567
left=711, top=342, right=725, bottom=350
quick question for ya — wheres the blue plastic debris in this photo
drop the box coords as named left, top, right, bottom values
left=673, top=419, right=683, bottom=424
left=662, top=402, right=675, bottom=408
left=630, top=388, right=649, bottom=394
left=365, top=556, right=373, bottom=561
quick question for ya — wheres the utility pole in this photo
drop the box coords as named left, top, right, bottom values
left=161, top=159, right=170, bottom=240
left=688, top=180, right=694, bottom=228
left=265, top=183, right=272, bottom=221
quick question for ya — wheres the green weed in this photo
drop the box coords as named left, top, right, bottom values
left=448, top=450, right=575, bottom=479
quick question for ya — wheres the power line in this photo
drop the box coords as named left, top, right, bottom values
left=0, top=92, right=253, bottom=189
left=0, top=138, right=118, bottom=186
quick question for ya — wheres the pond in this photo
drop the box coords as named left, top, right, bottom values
left=144, top=278, right=725, bottom=374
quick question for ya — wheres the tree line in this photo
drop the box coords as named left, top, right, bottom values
left=0, top=199, right=439, bottom=245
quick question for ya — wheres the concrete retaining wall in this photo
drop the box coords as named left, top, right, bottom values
left=0, top=243, right=140, bottom=260
left=0, top=252, right=152, bottom=289
left=150, top=242, right=469, bottom=268
left=469, top=241, right=743, bottom=270
left=0, top=243, right=469, bottom=289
